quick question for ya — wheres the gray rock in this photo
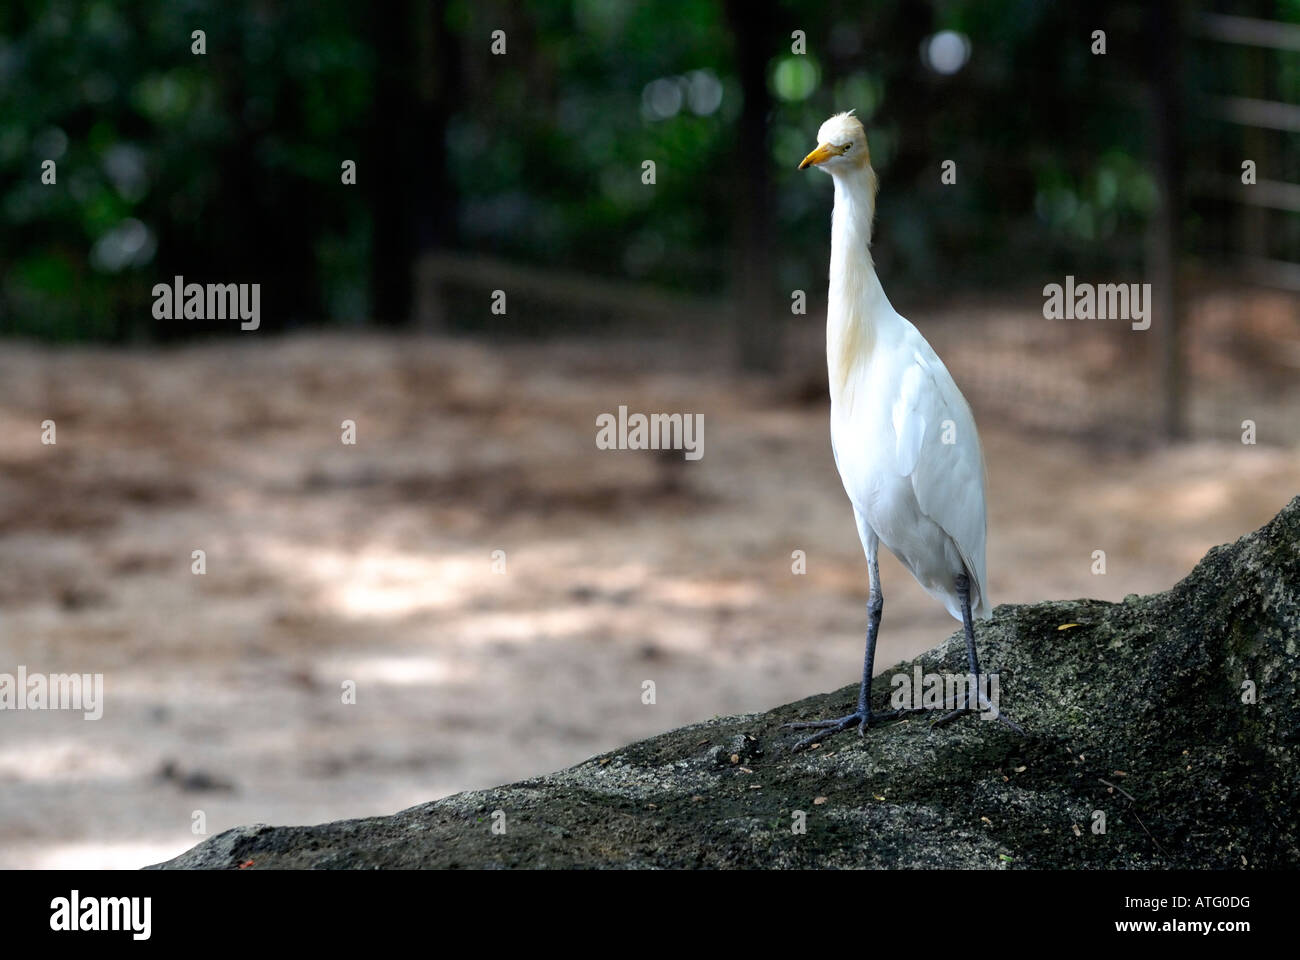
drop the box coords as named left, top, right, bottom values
left=150, top=497, right=1300, bottom=869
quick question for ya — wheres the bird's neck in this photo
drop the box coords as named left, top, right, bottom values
left=827, top=166, right=887, bottom=403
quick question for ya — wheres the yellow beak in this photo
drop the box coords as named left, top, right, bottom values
left=799, top=143, right=843, bottom=169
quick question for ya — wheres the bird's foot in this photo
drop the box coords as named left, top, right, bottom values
left=783, top=708, right=908, bottom=752
left=931, top=695, right=1026, bottom=735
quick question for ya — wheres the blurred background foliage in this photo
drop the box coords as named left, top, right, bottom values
left=0, top=0, right=1296, bottom=342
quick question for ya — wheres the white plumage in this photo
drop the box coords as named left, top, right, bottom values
left=835, top=303, right=991, bottom=623
left=787, top=111, right=1008, bottom=746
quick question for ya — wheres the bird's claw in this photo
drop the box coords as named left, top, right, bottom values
left=783, top=708, right=906, bottom=752
left=930, top=696, right=1026, bottom=735
left=785, top=696, right=1025, bottom=751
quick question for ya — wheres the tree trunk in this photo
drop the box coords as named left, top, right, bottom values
left=1145, top=0, right=1187, bottom=440
left=727, top=0, right=779, bottom=373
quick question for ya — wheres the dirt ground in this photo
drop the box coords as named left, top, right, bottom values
left=0, top=328, right=1296, bottom=869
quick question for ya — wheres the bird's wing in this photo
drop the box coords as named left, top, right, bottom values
left=891, top=361, right=928, bottom=476
left=893, top=346, right=991, bottom=617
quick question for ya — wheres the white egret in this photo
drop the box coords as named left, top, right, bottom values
left=787, top=111, right=1020, bottom=749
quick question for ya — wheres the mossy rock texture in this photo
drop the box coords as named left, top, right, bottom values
left=152, top=497, right=1300, bottom=869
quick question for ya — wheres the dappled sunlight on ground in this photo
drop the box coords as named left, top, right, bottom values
left=0, top=331, right=1295, bottom=867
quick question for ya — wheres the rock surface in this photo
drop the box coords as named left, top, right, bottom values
left=152, top=498, right=1300, bottom=869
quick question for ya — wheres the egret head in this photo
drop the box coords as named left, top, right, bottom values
left=799, top=111, right=870, bottom=174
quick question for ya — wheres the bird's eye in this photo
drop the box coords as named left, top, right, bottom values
left=843, top=143, right=851, bottom=151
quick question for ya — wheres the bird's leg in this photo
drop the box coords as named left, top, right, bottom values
left=857, top=579, right=883, bottom=717
left=785, top=534, right=907, bottom=750
left=933, top=573, right=1024, bottom=734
